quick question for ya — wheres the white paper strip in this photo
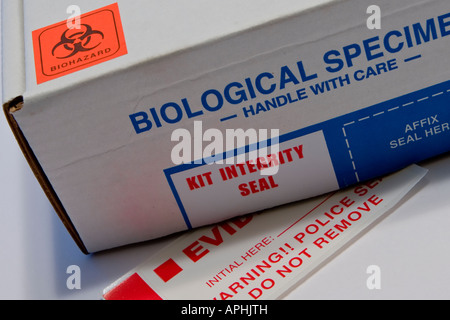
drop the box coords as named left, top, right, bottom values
left=104, top=165, right=427, bottom=300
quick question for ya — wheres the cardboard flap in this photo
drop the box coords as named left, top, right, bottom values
left=3, top=98, right=89, bottom=254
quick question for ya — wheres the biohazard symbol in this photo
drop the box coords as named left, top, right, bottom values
left=32, top=3, right=127, bottom=84
left=52, top=24, right=105, bottom=59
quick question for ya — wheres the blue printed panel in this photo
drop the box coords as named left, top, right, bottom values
left=326, top=80, right=450, bottom=187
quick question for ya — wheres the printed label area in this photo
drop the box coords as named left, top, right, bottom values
left=166, top=131, right=339, bottom=229
left=165, top=80, right=450, bottom=229
left=327, top=80, right=450, bottom=185
left=104, top=165, right=427, bottom=300
left=32, top=3, right=127, bottom=84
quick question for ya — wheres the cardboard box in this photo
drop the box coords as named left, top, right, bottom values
left=2, top=0, right=450, bottom=253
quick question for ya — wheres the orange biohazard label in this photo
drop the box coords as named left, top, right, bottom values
left=32, top=3, right=127, bottom=84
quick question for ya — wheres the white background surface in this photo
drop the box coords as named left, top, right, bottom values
left=1, top=1, right=450, bottom=300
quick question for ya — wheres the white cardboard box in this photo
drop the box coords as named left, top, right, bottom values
left=2, top=0, right=450, bottom=253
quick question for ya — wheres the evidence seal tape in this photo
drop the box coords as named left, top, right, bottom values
left=104, top=165, right=427, bottom=300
